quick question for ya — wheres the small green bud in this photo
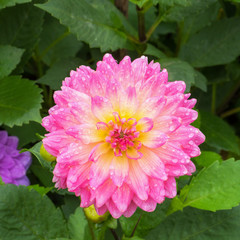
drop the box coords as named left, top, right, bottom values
left=40, top=144, right=56, bottom=162
left=84, top=204, right=109, bottom=223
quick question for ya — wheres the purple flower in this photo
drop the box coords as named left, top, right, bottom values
left=0, top=131, right=31, bottom=186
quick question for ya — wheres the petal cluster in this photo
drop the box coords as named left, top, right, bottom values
left=42, top=54, right=205, bottom=218
left=0, top=131, right=31, bottom=185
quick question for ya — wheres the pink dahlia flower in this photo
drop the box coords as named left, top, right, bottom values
left=42, top=54, right=205, bottom=218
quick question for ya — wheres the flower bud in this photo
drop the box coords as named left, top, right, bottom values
left=84, top=204, right=109, bottom=223
left=40, top=143, right=56, bottom=162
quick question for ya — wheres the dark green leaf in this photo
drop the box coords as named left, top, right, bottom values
left=144, top=44, right=166, bottom=59
left=0, top=184, right=68, bottom=240
left=36, top=0, right=137, bottom=52
left=129, top=0, right=149, bottom=8
left=0, top=76, right=42, bottom=127
left=182, top=159, right=240, bottom=211
left=193, top=70, right=207, bottom=92
left=0, top=3, right=44, bottom=69
left=193, top=151, right=222, bottom=168
left=200, top=111, right=240, bottom=154
left=158, top=58, right=195, bottom=92
left=120, top=200, right=170, bottom=238
left=146, top=206, right=240, bottom=240
left=37, top=57, right=84, bottom=90
left=0, top=45, right=24, bottom=79
left=153, top=0, right=191, bottom=7
left=179, top=17, right=240, bottom=67
left=0, top=0, right=31, bottom=9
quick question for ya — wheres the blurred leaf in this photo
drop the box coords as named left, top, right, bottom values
left=31, top=164, right=54, bottom=187
left=0, top=76, right=42, bottom=127
left=146, top=205, right=240, bottom=240
left=61, top=195, right=80, bottom=219
left=0, top=3, right=44, bottom=69
left=4, top=121, right=46, bottom=148
left=0, top=0, right=31, bottom=9
left=0, top=176, right=4, bottom=185
left=200, top=111, right=240, bottom=154
left=129, top=0, right=149, bottom=8
left=37, top=57, right=84, bottom=90
left=36, top=0, right=137, bottom=52
left=38, top=14, right=83, bottom=66
left=193, top=151, right=222, bottom=168
left=0, top=184, right=68, bottom=239
left=0, top=45, right=24, bottom=79
left=158, top=58, right=195, bottom=92
left=180, top=159, right=240, bottom=211
left=144, top=44, right=166, bottom=59
left=179, top=17, right=240, bottom=67
left=153, top=0, right=191, bottom=7
left=123, top=236, right=144, bottom=240
left=68, top=207, right=91, bottom=240
left=193, top=70, right=207, bottom=92
left=120, top=200, right=170, bottom=238
left=27, top=184, right=53, bottom=196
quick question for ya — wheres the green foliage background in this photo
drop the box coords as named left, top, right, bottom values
left=0, top=0, right=240, bottom=239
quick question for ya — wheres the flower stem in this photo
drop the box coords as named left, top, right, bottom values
left=221, top=107, right=240, bottom=118
left=137, top=6, right=146, bottom=42
left=130, top=212, right=143, bottom=237
left=110, top=229, right=120, bottom=240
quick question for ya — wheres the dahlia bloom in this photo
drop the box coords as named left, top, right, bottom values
left=0, top=131, right=31, bottom=186
left=42, top=54, right=205, bottom=218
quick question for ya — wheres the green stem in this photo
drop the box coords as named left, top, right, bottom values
left=130, top=213, right=143, bottom=237
left=146, top=14, right=163, bottom=40
left=137, top=6, right=146, bottom=42
left=110, top=229, right=120, bottom=240
left=39, top=31, right=70, bottom=61
left=221, top=107, right=240, bottom=118
left=211, top=83, right=217, bottom=114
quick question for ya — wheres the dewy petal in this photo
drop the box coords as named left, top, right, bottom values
left=89, top=151, right=113, bottom=189
left=109, top=156, right=129, bottom=187
left=149, top=178, right=165, bottom=203
left=127, top=159, right=149, bottom=201
left=137, top=117, right=153, bottom=132
left=112, top=183, right=133, bottom=212
left=165, top=81, right=186, bottom=96
left=164, top=177, right=177, bottom=198
left=133, top=196, right=157, bottom=212
left=140, top=130, right=168, bottom=148
left=91, top=96, right=114, bottom=122
left=123, top=202, right=137, bottom=218
left=89, top=142, right=110, bottom=162
left=126, top=147, right=143, bottom=160
left=138, top=147, right=167, bottom=180
left=106, top=199, right=123, bottom=219
left=117, top=56, right=132, bottom=87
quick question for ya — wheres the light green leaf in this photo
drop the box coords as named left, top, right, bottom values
left=0, top=0, right=31, bottom=9
left=0, top=3, right=44, bottom=69
left=38, top=14, right=83, bottom=66
left=144, top=44, right=166, bottom=59
left=36, top=0, right=137, bottom=52
left=27, top=184, right=53, bottom=196
left=0, top=45, right=24, bottom=79
left=158, top=58, right=195, bottom=92
left=0, top=184, right=68, bottom=239
left=146, top=206, right=240, bottom=240
left=200, top=111, right=240, bottom=154
left=129, top=0, right=149, bottom=8
left=0, top=76, right=42, bottom=127
left=179, top=17, right=240, bottom=67
left=120, top=200, right=170, bottom=238
left=37, top=57, right=84, bottom=90
left=193, top=151, right=222, bottom=168
left=68, top=207, right=91, bottom=240
left=182, top=159, right=240, bottom=211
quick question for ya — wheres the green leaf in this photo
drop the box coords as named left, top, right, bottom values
left=182, top=158, right=240, bottom=211
left=36, top=0, right=137, bottom=52
left=123, top=236, right=144, bottom=240
left=179, top=17, right=240, bottom=67
left=4, top=121, right=46, bottom=148
left=120, top=200, right=170, bottom=238
left=27, top=184, right=53, bottom=196
left=38, top=14, right=83, bottom=66
left=0, top=3, right=44, bottom=69
left=0, top=76, right=42, bottom=127
left=153, top=0, right=191, bottom=7
left=143, top=44, right=166, bottom=59
left=0, top=184, right=68, bottom=239
left=146, top=206, right=240, bottom=240
left=0, top=45, right=24, bottom=79
left=193, top=70, right=207, bottom=92
left=193, top=151, right=222, bottom=168
left=129, top=0, right=149, bottom=8
left=37, top=57, right=85, bottom=90
left=68, top=207, right=91, bottom=240
left=61, top=195, right=80, bottom=219
left=157, top=58, right=195, bottom=92
left=0, top=176, right=4, bottom=185
left=0, top=0, right=31, bottom=9
left=200, top=111, right=240, bottom=154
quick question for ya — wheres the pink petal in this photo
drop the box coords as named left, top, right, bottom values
left=127, top=159, right=149, bottom=201
left=103, top=53, right=118, bottom=71
left=123, top=202, right=137, bottom=217
left=138, top=147, right=167, bottom=180
left=149, top=178, right=165, bottom=203
left=89, top=152, right=113, bottom=189
left=131, top=56, right=148, bottom=84
left=184, top=161, right=196, bottom=175
left=95, top=204, right=108, bottom=215
left=174, top=107, right=198, bottom=125
left=89, top=142, right=110, bottom=162
left=137, top=117, right=153, bottom=132
left=133, top=196, right=157, bottom=212
left=117, top=56, right=132, bottom=87
left=164, top=177, right=177, bottom=198
left=153, top=116, right=181, bottom=133
left=140, top=130, right=168, bottom=148
left=109, top=156, right=129, bottom=187
left=165, top=81, right=186, bottom=96
left=80, top=188, right=92, bottom=208
left=126, top=147, right=143, bottom=160
left=112, top=183, right=133, bottom=212
left=95, top=179, right=117, bottom=208
left=91, top=96, right=114, bottom=122
left=160, top=93, right=184, bottom=115
left=165, top=164, right=188, bottom=177
left=106, top=199, right=122, bottom=218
